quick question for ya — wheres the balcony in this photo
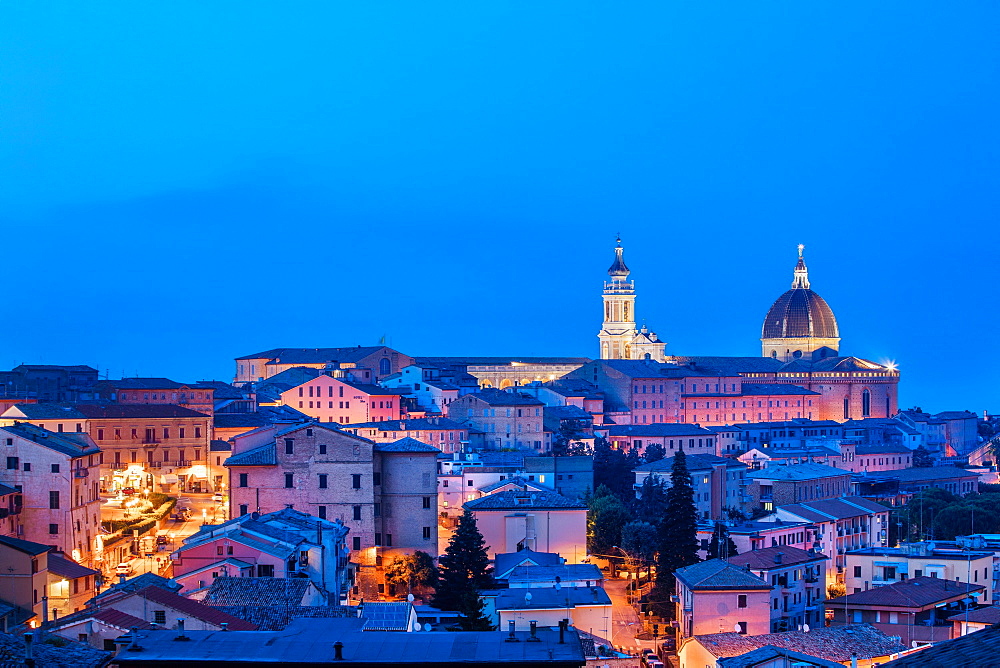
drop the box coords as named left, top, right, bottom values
left=73, top=469, right=89, bottom=478
left=176, top=460, right=192, bottom=467
left=805, top=575, right=819, bottom=584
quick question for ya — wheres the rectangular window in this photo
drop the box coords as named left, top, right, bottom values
left=375, top=533, right=382, bottom=546
left=285, top=438, right=294, bottom=454
left=353, top=536, right=361, bottom=551
left=318, top=506, right=327, bottom=519
left=737, top=594, right=747, bottom=608
left=179, top=428, right=185, bottom=438
left=257, top=564, right=274, bottom=577
left=422, top=496, right=431, bottom=509
left=385, top=534, right=392, bottom=547
left=153, top=610, right=166, bottom=625
left=49, top=523, right=59, bottom=535
left=163, top=428, right=170, bottom=439
left=23, top=462, right=30, bottom=472
left=51, top=463, right=60, bottom=473
left=423, top=527, right=432, bottom=540
left=853, top=566, right=862, bottom=578
left=195, top=427, right=202, bottom=438
left=49, top=491, right=60, bottom=509
left=373, top=472, right=381, bottom=486
left=352, top=474, right=362, bottom=489
left=5, top=457, right=17, bottom=470
left=239, top=473, right=248, bottom=487
left=319, top=443, right=327, bottom=455
left=353, top=505, right=362, bottom=521
left=285, top=473, right=294, bottom=488
left=374, top=503, right=381, bottom=517
left=239, top=504, right=248, bottom=516
left=318, top=474, right=328, bottom=489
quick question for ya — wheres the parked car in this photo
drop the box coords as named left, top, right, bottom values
left=115, top=560, right=134, bottom=576
left=121, top=487, right=136, bottom=496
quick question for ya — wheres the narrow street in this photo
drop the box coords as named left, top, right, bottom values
left=604, top=577, right=652, bottom=656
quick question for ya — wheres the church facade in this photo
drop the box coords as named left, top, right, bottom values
left=592, top=241, right=899, bottom=425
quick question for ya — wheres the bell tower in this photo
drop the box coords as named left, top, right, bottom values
left=598, top=238, right=638, bottom=359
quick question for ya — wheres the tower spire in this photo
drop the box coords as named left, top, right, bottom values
left=791, top=244, right=810, bottom=289
left=608, top=236, right=630, bottom=278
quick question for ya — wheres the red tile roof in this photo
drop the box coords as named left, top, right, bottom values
left=726, top=546, right=827, bottom=570
left=128, top=586, right=257, bottom=630
left=827, top=576, right=983, bottom=609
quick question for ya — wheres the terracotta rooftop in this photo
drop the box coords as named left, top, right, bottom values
left=826, top=576, right=983, bottom=609
left=726, top=546, right=826, bottom=570
left=695, top=624, right=906, bottom=662
left=123, top=585, right=257, bottom=630
left=675, top=559, right=771, bottom=590
left=881, top=622, right=1000, bottom=667
left=204, top=577, right=318, bottom=607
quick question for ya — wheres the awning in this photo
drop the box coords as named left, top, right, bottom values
left=159, top=474, right=178, bottom=484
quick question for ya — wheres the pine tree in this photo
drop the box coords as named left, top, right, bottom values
left=650, top=449, right=700, bottom=618
left=705, top=522, right=739, bottom=560
left=635, top=474, right=668, bottom=525
left=432, top=510, right=494, bottom=629
left=644, top=442, right=665, bottom=463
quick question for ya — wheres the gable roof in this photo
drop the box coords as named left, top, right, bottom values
left=717, top=645, right=843, bottom=668
left=48, top=552, right=99, bottom=579
left=224, top=442, right=277, bottom=466
left=881, top=623, right=1000, bottom=667
left=0, top=422, right=100, bottom=457
left=607, top=423, right=714, bottom=438
left=635, top=453, right=746, bottom=473
left=675, top=559, right=771, bottom=590
left=343, top=417, right=467, bottom=431
left=203, top=577, right=318, bottom=607
left=373, top=437, right=441, bottom=453
left=123, top=585, right=257, bottom=630
left=779, top=497, right=889, bottom=522
left=882, top=466, right=979, bottom=482
left=462, top=389, right=544, bottom=406
left=494, top=549, right=564, bottom=578
left=75, top=403, right=210, bottom=419
left=463, top=489, right=586, bottom=511
left=726, top=546, right=826, bottom=570
left=826, top=576, right=983, bottom=609
left=747, top=462, right=849, bottom=481
left=695, top=624, right=906, bottom=662
left=0, top=534, right=51, bottom=555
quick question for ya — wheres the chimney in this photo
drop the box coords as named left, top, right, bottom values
left=23, top=632, right=34, bottom=668
left=333, top=641, right=344, bottom=660
left=527, top=620, right=541, bottom=642
left=505, top=620, right=519, bottom=642
left=175, top=618, right=189, bottom=641
left=128, top=626, right=143, bottom=652
left=774, top=552, right=784, bottom=565
left=220, top=622, right=229, bottom=631
left=559, top=619, right=567, bottom=644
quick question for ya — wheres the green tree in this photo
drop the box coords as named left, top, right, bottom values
left=635, top=474, right=668, bottom=525
left=650, top=449, right=700, bottom=619
left=588, top=485, right=633, bottom=556
left=705, top=522, right=739, bottom=560
left=385, top=551, right=439, bottom=601
left=432, top=510, right=494, bottom=629
left=620, top=520, right=657, bottom=579
left=552, top=424, right=592, bottom=457
left=912, top=445, right=934, bottom=468
left=594, top=437, right=642, bottom=503
left=644, top=442, right=665, bottom=463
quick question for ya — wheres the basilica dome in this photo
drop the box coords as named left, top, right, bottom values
left=762, top=288, right=839, bottom=339
left=760, top=246, right=841, bottom=361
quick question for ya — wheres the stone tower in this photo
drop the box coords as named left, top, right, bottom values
left=598, top=238, right=666, bottom=361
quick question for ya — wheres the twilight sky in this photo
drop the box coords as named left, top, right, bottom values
left=1, top=3, right=997, bottom=413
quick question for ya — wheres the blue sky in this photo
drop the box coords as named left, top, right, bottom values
left=1, top=3, right=997, bottom=412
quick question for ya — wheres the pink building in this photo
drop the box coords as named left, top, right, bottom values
left=463, top=489, right=587, bottom=563
left=170, top=508, right=349, bottom=598
left=341, top=417, right=469, bottom=455
left=94, top=378, right=215, bottom=417
left=281, top=375, right=405, bottom=425
left=446, top=389, right=545, bottom=450
left=234, top=346, right=414, bottom=385
left=674, top=559, right=773, bottom=638
left=224, top=422, right=439, bottom=599
left=0, top=423, right=102, bottom=567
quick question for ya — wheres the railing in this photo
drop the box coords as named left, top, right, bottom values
left=176, top=460, right=192, bottom=467
left=73, top=469, right=89, bottom=478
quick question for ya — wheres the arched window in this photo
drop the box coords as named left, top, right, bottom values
left=379, top=358, right=391, bottom=376
left=793, top=350, right=802, bottom=359
left=771, top=351, right=778, bottom=359
left=862, top=389, right=871, bottom=417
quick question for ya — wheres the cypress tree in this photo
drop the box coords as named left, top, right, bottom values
left=651, top=449, right=700, bottom=618
left=431, top=510, right=494, bottom=629
left=706, top=521, right=739, bottom=560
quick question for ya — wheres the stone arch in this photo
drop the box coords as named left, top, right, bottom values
left=499, top=379, right=514, bottom=390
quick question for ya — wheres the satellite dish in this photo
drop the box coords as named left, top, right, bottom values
left=414, top=623, right=423, bottom=631
left=803, top=623, right=810, bottom=633
left=525, top=592, right=533, bottom=602
left=407, top=594, right=415, bottom=602
left=424, top=624, right=432, bottom=632
left=733, top=624, right=742, bottom=633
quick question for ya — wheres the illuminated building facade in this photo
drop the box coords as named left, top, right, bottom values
left=0, top=423, right=102, bottom=566
left=0, top=403, right=212, bottom=495
left=445, top=389, right=544, bottom=450
left=597, top=239, right=667, bottom=362
left=224, top=422, right=439, bottom=600
left=234, top=346, right=414, bottom=385
left=280, top=375, right=405, bottom=425
left=93, top=378, right=215, bottom=417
